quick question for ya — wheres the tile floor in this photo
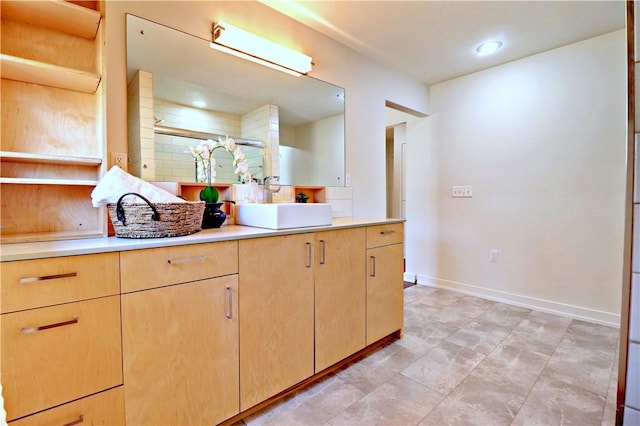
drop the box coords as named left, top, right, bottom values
left=238, top=285, right=620, bottom=426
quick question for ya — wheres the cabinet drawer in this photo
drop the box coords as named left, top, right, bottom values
left=366, top=223, right=404, bottom=248
left=120, top=241, right=238, bottom=293
left=9, top=386, right=125, bottom=426
left=2, top=296, right=122, bottom=421
left=1, top=252, right=120, bottom=313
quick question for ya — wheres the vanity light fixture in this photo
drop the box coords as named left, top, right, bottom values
left=475, top=40, right=503, bottom=56
left=211, top=21, right=313, bottom=77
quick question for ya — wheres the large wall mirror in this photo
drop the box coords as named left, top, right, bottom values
left=126, top=14, right=346, bottom=187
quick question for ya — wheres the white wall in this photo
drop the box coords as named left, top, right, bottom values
left=105, top=0, right=430, bottom=218
left=105, top=1, right=626, bottom=324
left=406, top=30, right=627, bottom=324
left=280, top=114, right=344, bottom=186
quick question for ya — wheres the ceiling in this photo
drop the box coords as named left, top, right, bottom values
left=261, top=1, right=626, bottom=86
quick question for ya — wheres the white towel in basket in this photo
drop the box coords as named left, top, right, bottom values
left=91, top=166, right=186, bottom=207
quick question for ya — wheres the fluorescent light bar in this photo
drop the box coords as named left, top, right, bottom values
left=209, top=42, right=303, bottom=77
left=212, top=21, right=312, bottom=75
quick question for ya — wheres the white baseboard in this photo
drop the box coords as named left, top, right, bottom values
left=403, top=272, right=620, bottom=328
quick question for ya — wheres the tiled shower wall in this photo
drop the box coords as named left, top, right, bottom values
left=154, top=100, right=264, bottom=183
left=126, top=69, right=155, bottom=180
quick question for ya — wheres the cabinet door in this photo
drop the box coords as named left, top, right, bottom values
left=122, top=276, right=239, bottom=425
left=367, top=243, right=404, bottom=345
left=2, top=296, right=122, bottom=421
left=8, top=387, right=124, bottom=426
left=315, top=228, right=366, bottom=372
left=239, top=234, right=315, bottom=411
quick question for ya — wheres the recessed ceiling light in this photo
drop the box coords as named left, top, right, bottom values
left=475, top=40, right=503, bottom=56
left=193, top=100, right=207, bottom=108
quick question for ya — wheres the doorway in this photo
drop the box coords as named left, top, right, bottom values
left=385, top=123, right=406, bottom=219
left=385, top=101, right=429, bottom=285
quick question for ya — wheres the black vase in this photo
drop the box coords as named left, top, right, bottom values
left=202, top=202, right=226, bottom=229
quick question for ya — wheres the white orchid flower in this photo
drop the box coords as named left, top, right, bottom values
left=232, top=147, right=246, bottom=166
left=235, top=159, right=249, bottom=175
left=189, top=146, right=203, bottom=157
left=225, top=136, right=236, bottom=152
left=191, top=136, right=255, bottom=185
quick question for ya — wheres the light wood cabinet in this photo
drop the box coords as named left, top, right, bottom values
left=366, top=223, right=405, bottom=345
left=8, top=386, right=125, bottom=426
left=119, top=240, right=238, bottom=293
left=238, top=234, right=315, bottom=411
left=0, top=1, right=106, bottom=243
left=1, top=220, right=404, bottom=425
left=122, top=275, right=239, bottom=425
left=1, top=295, right=122, bottom=421
left=314, top=228, right=366, bottom=372
left=0, top=252, right=119, bottom=313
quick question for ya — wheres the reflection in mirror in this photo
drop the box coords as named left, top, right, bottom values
left=126, top=14, right=345, bottom=186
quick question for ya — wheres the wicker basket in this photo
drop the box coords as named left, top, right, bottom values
left=108, top=192, right=205, bottom=239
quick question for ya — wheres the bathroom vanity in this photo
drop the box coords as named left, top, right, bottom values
left=0, top=218, right=404, bottom=425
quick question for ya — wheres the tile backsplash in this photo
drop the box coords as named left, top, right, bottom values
left=232, top=184, right=352, bottom=218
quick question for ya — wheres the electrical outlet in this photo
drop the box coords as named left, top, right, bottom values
left=111, top=152, right=128, bottom=171
left=452, top=185, right=472, bottom=197
left=489, top=249, right=500, bottom=263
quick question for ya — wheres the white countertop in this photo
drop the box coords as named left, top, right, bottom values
left=0, top=217, right=404, bottom=261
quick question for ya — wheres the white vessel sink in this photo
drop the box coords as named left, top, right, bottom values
left=236, top=203, right=332, bottom=229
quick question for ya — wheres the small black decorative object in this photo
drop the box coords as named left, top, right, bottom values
left=202, top=200, right=235, bottom=229
left=296, top=192, right=309, bottom=203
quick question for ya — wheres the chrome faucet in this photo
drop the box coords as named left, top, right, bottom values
left=263, top=176, right=281, bottom=203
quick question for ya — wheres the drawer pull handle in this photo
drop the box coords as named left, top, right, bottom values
left=380, top=230, right=396, bottom=235
left=167, top=255, right=206, bottom=265
left=306, top=242, right=312, bottom=268
left=370, top=256, right=376, bottom=277
left=20, top=271, right=77, bottom=283
left=320, top=240, right=326, bottom=265
left=62, top=415, right=84, bottom=426
left=226, top=286, right=233, bottom=319
left=22, top=317, right=79, bottom=334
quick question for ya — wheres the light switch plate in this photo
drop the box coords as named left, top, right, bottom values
left=452, top=185, right=472, bottom=197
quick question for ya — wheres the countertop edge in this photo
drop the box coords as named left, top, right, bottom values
left=1, top=217, right=405, bottom=261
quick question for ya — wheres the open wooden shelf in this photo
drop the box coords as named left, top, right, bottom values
left=1, top=0, right=101, bottom=40
left=0, top=178, right=99, bottom=186
left=1, top=1, right=106, bottom=243
left=292, top=186, right=326, bottom=203
left=0, top=54, right=101, bottom=93
left=0, top=229, right=104, bottom=244
left=177, top=182, right=232, bottom=202
left=0, top=151, right=102, bottom=166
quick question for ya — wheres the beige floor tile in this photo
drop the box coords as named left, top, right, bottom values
left=602, top=373, right=619, bottom=426
left=511, top=374, right=607, bottom=425
left=419, top=375, right=526, bottom=426
left=445, top=318, right=513, bottom=355
left=543, top=338, right=615, bottom=396
left=470, top=341, right=551, bottom=396
left=564, top=320, right=620, bottom=354
left=327, top=374, right=444, bottom=426
left=400, top=341, right=486, bottom=394
left=336, top=341, right=421, bottom=394
left=244, top=375, right=366, bottom=426
left=476, top=302, right=532, bottom=328
left=411, top=287, right=465, bottom=308
left=395, top=318, right=459, bottom=355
